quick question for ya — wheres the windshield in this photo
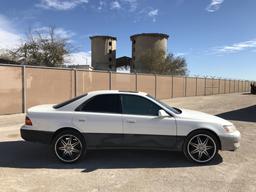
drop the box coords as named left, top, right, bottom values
left=146, top=94, right=182, bottom=114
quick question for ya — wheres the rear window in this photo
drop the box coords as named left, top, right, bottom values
left=53, top=93, right=88, bottom=109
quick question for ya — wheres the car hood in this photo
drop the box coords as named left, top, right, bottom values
left=177, top=108, right=232, bottom=125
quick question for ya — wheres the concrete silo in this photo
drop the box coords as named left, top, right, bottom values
left=90, top=36, right=117, bottom=71
left=130, top=33, right=169, bottom=72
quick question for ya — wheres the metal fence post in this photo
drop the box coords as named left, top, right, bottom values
left=218, top=78, right=220, bottom=94
left=171, top=75, right=174, bottom=98
left=22, top=65, right=27, bottom=113
left=204, top=77, right=207, bottom=96
left=224, top=79, right=226, bottom=94
left=229, top=80, right=231, bottom=93
left=74, top=68, right=77, bottom=97
left=154, top=74, right=157, bottom=98
left=184, top=76, right=187, bottom=97
left=195, top=77, right=198, bottom=96
left=135, top=72, right=138, bottom=92
left=212, top=78, right=214, bottom=95
left=109, top=71, right=112, bottom=90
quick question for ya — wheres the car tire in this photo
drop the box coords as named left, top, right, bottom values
left=183, top=130, right=219, bottom=164
left=52, top=130, right=86, bottom=163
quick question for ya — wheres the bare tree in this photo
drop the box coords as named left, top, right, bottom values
left=8, top=26, right=70, bottom=67
left=137, top=50, right=188, bottom=75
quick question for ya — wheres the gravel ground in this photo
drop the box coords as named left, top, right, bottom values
left=0, top=93, right=255, bottom=192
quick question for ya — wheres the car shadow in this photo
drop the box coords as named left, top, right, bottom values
left=217, top=105, right=256, bottom=123
left=0, top=140, right=222, bottom=172
left=241, top=92, right=253, bottom=95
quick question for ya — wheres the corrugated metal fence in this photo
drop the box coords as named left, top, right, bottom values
left=0, top=64, right=253, bottom=115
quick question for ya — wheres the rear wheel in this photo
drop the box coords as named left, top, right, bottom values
left=183, top=131, right=218, bottom=164
left=52, top=130, right=86, bottom=163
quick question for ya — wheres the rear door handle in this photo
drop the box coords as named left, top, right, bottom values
left=78, top=119, right=86, bottom=122
left=126, top=120, right=136, bottom=123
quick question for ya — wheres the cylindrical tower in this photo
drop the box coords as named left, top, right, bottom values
left=90, top=36, right=117, bottom=71
left=130, top=33, right=169, bottom=72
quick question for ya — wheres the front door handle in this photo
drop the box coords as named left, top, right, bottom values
left=126, top=120, right=136, bottom=123
left=78, top=119, right=86, bottom=122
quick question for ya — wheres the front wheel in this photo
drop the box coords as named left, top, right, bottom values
left=183, top=131, right=218, bottom=164
left=52, top=131, right=86, bottom=163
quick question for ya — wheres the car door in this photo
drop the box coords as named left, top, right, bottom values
left=73, top=94, right=123, bottom=148
left=121, top=94, right=177, bottom=149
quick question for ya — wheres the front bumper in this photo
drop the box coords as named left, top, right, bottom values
left=20, top=125, right=53, bottom=144
left=219, top=130, right=241, bottom=151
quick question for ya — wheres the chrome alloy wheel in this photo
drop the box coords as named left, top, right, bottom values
left=54, top=134, right=83, bottom=163
left=187, top=134, right=217, bottom=163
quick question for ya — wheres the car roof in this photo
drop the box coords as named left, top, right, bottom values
left=87, top=90, right=147, bottom=96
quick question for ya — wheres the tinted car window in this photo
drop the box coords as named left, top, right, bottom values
left=121, top=95, right=161, bottom=116
left=77, top=94, right=121, bottom=114
left=53, top=93, right=88, bottom=109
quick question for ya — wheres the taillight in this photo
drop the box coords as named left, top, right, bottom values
left=25, top=116, right=32, bottom=126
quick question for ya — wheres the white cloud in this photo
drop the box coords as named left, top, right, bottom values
left=37, top=0, right=88, bottom=10
left=206, top=0, right=224, bottom=12
left=148, top=9, right=158, bottom=17
left=111, top=1, right=121, bottom=9
left=214, top=39, right=256, bottom=54
left=33, top=26, right=75, bottom=40
left=148, top=9, right=158, bottom=22
left=97, top=1, right=105, bottom=10
left=175, top=52, right=186, bottom=57
left=0, top=31, right=22, bottom=51
left=64, top=51, right=91, bottom=65
left=0, top=15, right=23, bottom=51
left=121, top=0, right=137, bottom=12
left=98, top=0, right=137, bottom=12
left=133, top=7, right=159, bottom=23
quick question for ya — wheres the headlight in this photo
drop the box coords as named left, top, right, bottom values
left=223, top=125, right=237, bottom=133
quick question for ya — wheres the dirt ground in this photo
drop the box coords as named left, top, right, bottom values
left=0, top=93, right=255, bottom=192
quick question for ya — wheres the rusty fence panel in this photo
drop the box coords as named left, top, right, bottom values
left=0, top=64, right=254, bottom=115
left=196, top=78, right=205, bottom=96
left=219, top=79, right=225, bottom=94
left=185, top=77, right=197, bottom=97
left=229, top=80, right=235, bottom=93
left=212, top=79, right=219, bottom=95
left=156, top=75, right=172, bottom=99
left=76, top=70, right=109, bottom=95
left=137, top=73, right=156, bottom=97
left=111, top=72, right=136, bottom=92
left=0, top=65, right=23, bottom=115
left=172, top=76, right=185, bottom=98
left=224, top=80, right=230, bottom=94
left=205, top=78, right=213, bottom=95
left=238, top=81, right=243, bottom=92
left=26, top=67, right=74, bottom=109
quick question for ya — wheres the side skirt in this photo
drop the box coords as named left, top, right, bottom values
left=83, top=133, right=186, bottom=151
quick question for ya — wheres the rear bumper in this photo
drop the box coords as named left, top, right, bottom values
left=219, top=130, right=241, bottom=151
left=20, top=125, right=53, bottom=144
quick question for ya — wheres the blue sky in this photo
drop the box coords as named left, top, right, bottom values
left=0, top=0, right=255, bottom=80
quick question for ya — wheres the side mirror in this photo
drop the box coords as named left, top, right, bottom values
left=158, top=109, right=169, bottom=118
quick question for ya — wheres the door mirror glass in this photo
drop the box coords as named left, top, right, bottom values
left=158, top=109, right=169, bottom=117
